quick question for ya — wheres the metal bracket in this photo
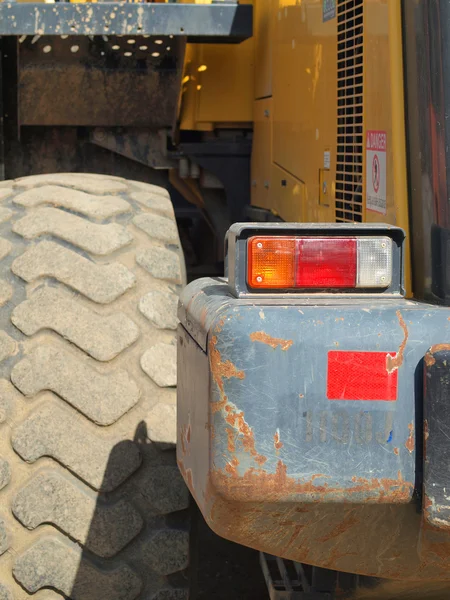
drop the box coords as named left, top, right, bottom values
left=90, top=128, right=176, bottom=170
left=0, top=2, right=253, bottom=40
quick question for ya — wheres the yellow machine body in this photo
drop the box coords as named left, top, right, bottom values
left=179, top=0, right=411, bottom=291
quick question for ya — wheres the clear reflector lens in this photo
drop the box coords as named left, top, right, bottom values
left=356, top=237, right=392, bottom=288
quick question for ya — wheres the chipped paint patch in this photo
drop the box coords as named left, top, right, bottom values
left=426, top=344, right=450, bottom=368
left=405, top=422, right=415, bottom=453
left=209, top=334, right=245, bottom=401
left=211, top=460, right=412, bottom=504
left=274, top=430, right=283, bottom=452
left=250, top=331, right=293, bottom=351
left=386, top=310, right=409, bottom=373
left=224, top=403, right=267, bottom=466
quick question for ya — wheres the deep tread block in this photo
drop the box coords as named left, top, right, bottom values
left=146, top=404, right=177, bottom=445
left=12, top=241, right=136, bottom=303
left=145, top=530, right=189, bottom=576
left=12, top=402, right=141, bottom=491
left=136, top=247, right=182, bottom=283
left=0, top=517, right=10, bottom=555
left=0, top=458, right=11, bottom=490
left=136, top=465, right=189, bottom=514
left=139, top=290, right=178, bottom=330
left=0, top=280, right=12, bottom=307
left=141, top=343, right=177, bottom=387
left=14, top=173, right=128, bottom=195
left=13, top=185, right=131, bottom=219
left=13, top=470, right=143, bottom=557
left=133, top=214, right=179, bottom=244
left=130, top=191, right=174, bottom=218
left=0, top=584, right=12, bottom=600
left=0, top=238, right=11, bottom=261
left=12, top=346, right=140, bottom=425
left=0, top=173, right=187, bottom=598
left=0, top=207, right=12, bottom=223
left=12, top=287, right=139, bottom=361
left=13, top=208, right=133, bottom=255
left=13, top=536, right=142, bottom=599
left=130, top=181, right=170, bottom=198
left=0, top=332, right=16, bottom=363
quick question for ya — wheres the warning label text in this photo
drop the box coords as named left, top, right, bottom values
left=366, top=130, right=387, bottom=215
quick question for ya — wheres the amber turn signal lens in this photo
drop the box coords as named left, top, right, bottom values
left=248, top=237, right=296, bottom=288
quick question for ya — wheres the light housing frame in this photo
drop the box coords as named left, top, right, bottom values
left=225, top=223, right=405, bottom=298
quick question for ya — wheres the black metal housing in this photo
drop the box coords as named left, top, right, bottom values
left=403, top=1, right=450, bottom=305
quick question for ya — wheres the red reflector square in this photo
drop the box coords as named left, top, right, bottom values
left=327, top=351, right=398, bottom=401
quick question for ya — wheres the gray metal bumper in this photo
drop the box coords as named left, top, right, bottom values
left=177, top=277, right=450, bottom=579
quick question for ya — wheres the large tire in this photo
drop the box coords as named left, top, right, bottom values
left=0, top=173, right=189, bottom=600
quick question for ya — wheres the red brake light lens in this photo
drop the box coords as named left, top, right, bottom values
left=296, top=238, right=356, bottom=288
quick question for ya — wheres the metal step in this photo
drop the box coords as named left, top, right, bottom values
left=0, top=1, right=252, bottom=40
left=260, top=553, right=333, bottom=600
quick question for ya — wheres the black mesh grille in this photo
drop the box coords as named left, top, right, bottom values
left=336, top=0, right=364, bottom=222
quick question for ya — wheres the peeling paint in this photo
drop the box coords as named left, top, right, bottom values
left=224, top=404, right=267, bottom=466
left=209, top=334, right=245, bottom=405
left=226, top=426, right=236, bottom=453
left=250, top=331, right=293, bottom=351
left=426, top=344, right=450, bottom=368
left=405, top=422, right=415, bottom=453
left=211, top=459, right=412, bottom=504
left=274, top=430, right=283, bottom=452
left=386, top=310, right=409, bottom=373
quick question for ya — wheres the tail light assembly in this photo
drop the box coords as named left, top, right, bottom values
left=226, top=223, right=405, bottom=298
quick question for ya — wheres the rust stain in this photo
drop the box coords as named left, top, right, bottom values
left=386, top=310, right=409, bottom=373
left=425, top=351, right=436, bottom=367
left=274, top=431, right=283, bottom=452
left=224, top=404, right=267, bottom=466
left=428, top=542, right=450, bottom=561
left=318, top=511, right=359, bottom=542
left=180, top=424, right=191, bottom=457
left=226, top=427, right=236, bottom=453
left=200, top=306, right=208, bottom=328
left=424, top=494, right=433, bottom=513
left=209, top=335, right=267, bottom=467
left=426, top=344, right=450, bottom=368
left=394, top=447, right=399, bottom=456
left=283, top=523, right=306, bottom=553
left=225, top=456, right=239, bottom=477
left=424, top=419, right=429, bottom=458
left=214, top=317, right=226, bottom=334
left=249, top=331, right=293, bottom=351
left=209, top=334, right=245, bottom=407
left=212, top=459, right=413, bottom=504
left=405, top=422, right=415, bottom=453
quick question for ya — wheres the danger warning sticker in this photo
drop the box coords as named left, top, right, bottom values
left=366, top=130, right=387, bottom=215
